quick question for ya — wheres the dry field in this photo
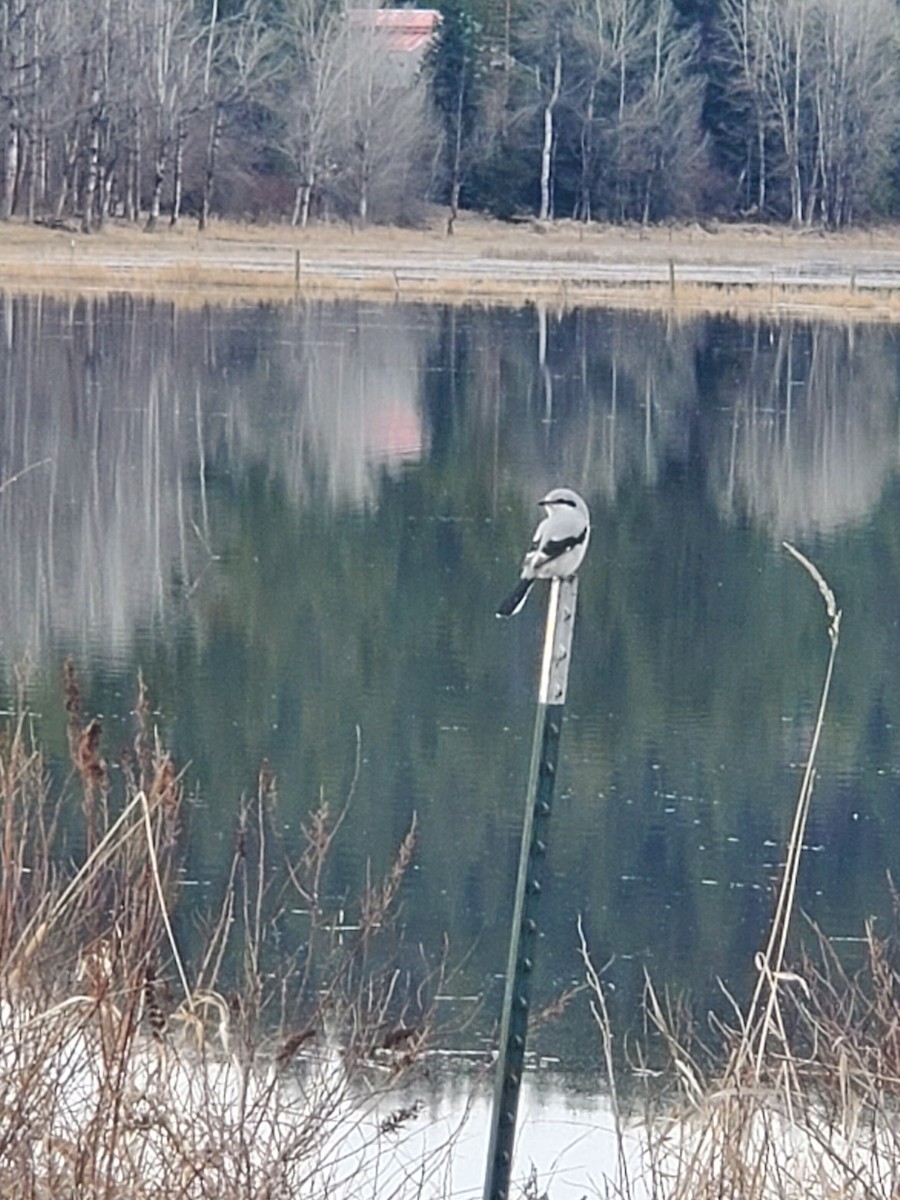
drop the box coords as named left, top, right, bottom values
left=3, top=211, right=900, bottom=316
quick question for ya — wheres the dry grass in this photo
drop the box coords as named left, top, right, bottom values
left=0, top=665, right=461, bottom=1199
left=2, top=213, right=900, bottom=317
left=578, top=546, right=900, bottom=1199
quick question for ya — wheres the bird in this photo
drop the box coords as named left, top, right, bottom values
left=496, top=487, right=591, bottom=618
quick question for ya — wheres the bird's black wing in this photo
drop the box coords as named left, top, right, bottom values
left=535, top=525, right=588, bottom=565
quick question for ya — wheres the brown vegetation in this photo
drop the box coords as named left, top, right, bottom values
left=3, top=214, right=900, bottom=317
left=0, top=667, right=458, bottom=1199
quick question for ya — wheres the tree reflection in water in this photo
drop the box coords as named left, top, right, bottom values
left=1, top=295, right=898, bottom=1083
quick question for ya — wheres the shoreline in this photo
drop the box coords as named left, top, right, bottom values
left=2, top=213, right=900, bottom=317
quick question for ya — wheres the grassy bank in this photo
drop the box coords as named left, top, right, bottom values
left=2, top=213, right=900, bottom=316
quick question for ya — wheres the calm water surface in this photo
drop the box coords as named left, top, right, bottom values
left=1, top=295, right=899, bottom=1086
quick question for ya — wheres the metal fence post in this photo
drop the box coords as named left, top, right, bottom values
left=484, top=575, right=580, bottom=1200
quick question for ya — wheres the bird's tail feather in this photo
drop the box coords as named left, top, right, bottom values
left=496, top=578, right=533, bottom=618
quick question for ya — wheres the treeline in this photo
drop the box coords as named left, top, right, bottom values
left=444, top=0, right=900, bottom=228
left=0, top=0, right=897, bottom=232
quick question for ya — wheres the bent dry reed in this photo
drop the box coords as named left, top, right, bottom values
left=579, top=547, right=900, bottom=1200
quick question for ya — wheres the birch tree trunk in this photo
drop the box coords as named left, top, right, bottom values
left=2, top=117, right=18, bottom=218
left=539, top=36, right=562, bottom=221
left=198, top=0, right=218, bottom=230
left=81, top=87, right=101, bottom=232
left=199, top=105, right=221, bottom=231
left=447, top=57, right=466, bottom=234
left=170, top=117, right=185, bottom=226
left=145, top=143, right=167, bottom=231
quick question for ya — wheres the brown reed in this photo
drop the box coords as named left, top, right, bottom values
left=0, top=666, right=457, bottom=1199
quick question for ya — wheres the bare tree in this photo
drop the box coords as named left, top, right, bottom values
left=565, top=0, right=706, bottom=222
left=512, top=0, right=575, bottom=221
left=198, top=0, right=274, bottom=231
left=720, top=0, right=898, bottom=227
left=806, top=0, right=896, bottom=226
left=296, top=8, right=436, bottom=225
left=277, top=0, right=350, bottom=228
left=0, top=0, right=29, bottom=217
left=633, top=0, right=707, bottom=223
left=11, top=0, right=64, bottom=220
left=197, top=0, right=220, bottom=229
left=79, top=0, right=114, bottom=233
left=140, top=0, right=201, bottom=231
left=538, top=30, right=562, bottom=220
left=718, top=0, right=774, bottom=215
left=571, top=0, right=653, bottom=219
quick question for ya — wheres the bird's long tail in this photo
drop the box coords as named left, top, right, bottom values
left=496, top=578, right=534, bottom=618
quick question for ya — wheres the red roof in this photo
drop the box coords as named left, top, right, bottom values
left=348, top=9, right=442, bottom=54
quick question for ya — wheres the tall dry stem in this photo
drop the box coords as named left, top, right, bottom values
left=732, top=542, right=841, bottom=1085
left=580, top=544, right=847, bottom=1200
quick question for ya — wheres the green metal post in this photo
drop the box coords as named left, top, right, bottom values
left=484, top=576, right=580, bottom=1200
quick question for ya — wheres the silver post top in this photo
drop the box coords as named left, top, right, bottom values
left=538, top=577, right=579, bottom=705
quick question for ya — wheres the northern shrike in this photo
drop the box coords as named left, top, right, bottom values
left=496, top=487, right=591, bottom=618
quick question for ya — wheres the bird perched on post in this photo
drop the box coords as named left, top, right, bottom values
left=496, top=487, right=591, bottom=618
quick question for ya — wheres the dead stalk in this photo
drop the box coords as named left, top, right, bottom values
left=736, top=542, right=841, bottom=1084
left=579, top=544, right=855, bottom=1200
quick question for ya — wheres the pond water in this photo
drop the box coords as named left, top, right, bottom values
left=1, top=294, right=899, bottom=1095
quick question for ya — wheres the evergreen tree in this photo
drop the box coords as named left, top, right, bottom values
left=426, top=0, right=487, bottom=231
